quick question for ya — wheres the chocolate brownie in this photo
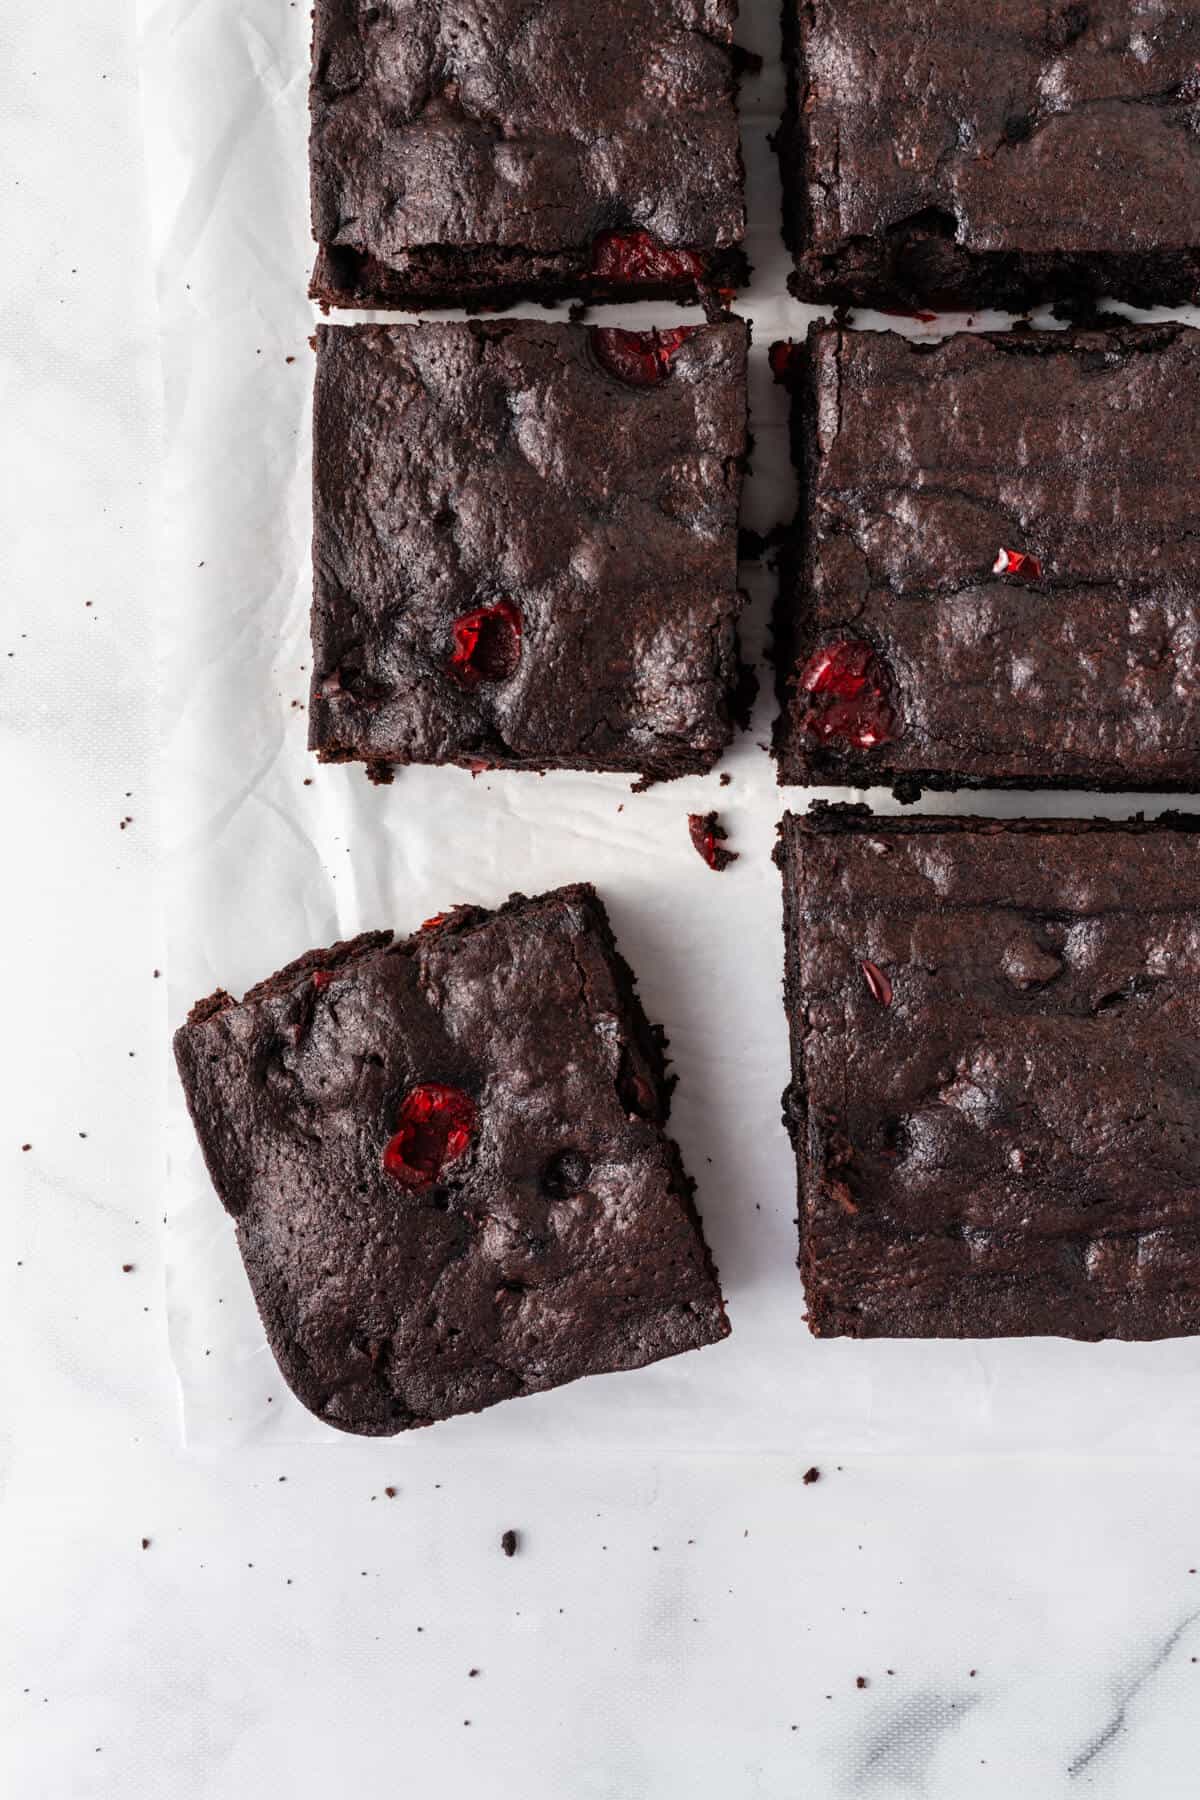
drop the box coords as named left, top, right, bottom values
left=310, top=319, right=749, bottom=781
left=773, top=322, right=1200, bottom=796
left=173, top=885, right=729, bottom=1433
left=780, top=0, right=1200, bottom=311
left=778, top=805, right=1200, bottom=1340
left=310, top=0, right=747, bottom=311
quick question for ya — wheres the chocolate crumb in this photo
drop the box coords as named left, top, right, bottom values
left=500, top=1529, right=518, bottom=1557
left=384, top=1486, right=397, bottom=1499
left=856, top=1676, right=868, bottom=1689
left=122, top=1264, right=134, bottom=1274
left=802, top=1466, right=820, bottom=1485
left=141, top=1538, right=150, bottom=1550
left=688, top=810, right=738, bottom=871
left=468, top=1668, right=480, bottom=1678
left=719, top=772, right=732, bottom=786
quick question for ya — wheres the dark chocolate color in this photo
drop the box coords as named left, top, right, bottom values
left=780, top=0, right=1200, bottom=310
left=774, top=322, right=1200, bottom=795
left=778, top=806, right=1200, bottom=1340
left=311, top=0, right=747, bottom=309
left=174, top=886, right=729, bottom=1434
left=310, top=320, right=749, bottom=781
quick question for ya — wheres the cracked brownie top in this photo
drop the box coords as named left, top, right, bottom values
left=173, top=884, right=729, bottom=1434
left=310, top=0, right=746, bottom=308
left=773, top=322, right=1200, bottom=795
left=778, top=806, right=1200, bottom=1340
left=781, top=0, right=1200, bottom=308
left=309, top=319, right=748, bottom=782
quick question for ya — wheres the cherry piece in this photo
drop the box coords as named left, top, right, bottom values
left=993, top=547, right=1043, bottom=580
left=312, top=969, right=334, bottom=990
left=797, top=639, right=899, bottom=750
left=688, top=810, right=738, bottom=871
left=591, top=325, right=697, bottom=388
left=420, top=912, right=449, bottom=932
left=769, top=340, right=803, bottom=382
left=448, top=599, right=522, bottom=687
left=861, top=960, right=893, bottom=1007
left=590, top=230, right=704, bottom=284
left=383, top=1084, right=476, bottom=1188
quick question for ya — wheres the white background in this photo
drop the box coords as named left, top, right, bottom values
left=5, top=2, right=1200, bottom=1794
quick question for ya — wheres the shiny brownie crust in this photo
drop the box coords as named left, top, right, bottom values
left=310, top=319, right=749, bottom=781
left=778, top=806, right=1200, bottom=1340
left=773, top=322, right=1200, bottom=795
left=174, top=885, right=729, bottom=1434
left=780, top=0, right=1200, bottom=311
left=310, top=0, right=747, bottom=309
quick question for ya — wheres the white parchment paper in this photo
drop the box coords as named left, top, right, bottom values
left=140, top=0, right=1200, bottom=1451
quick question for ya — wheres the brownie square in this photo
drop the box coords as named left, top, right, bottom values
left=778, top=806, right=1200, bottom=1340
left=773, top=322, right=1200, bottom=796
left=780, top=0, right=1200, bottom=310
left=310, top=0, right=747, bottom=311
left=310, top=319, right=749, bottom=782
left=174, top=885, right=729, bottom=1434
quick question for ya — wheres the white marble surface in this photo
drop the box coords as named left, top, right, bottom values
left=5, top=3, right=1200, bottom=1795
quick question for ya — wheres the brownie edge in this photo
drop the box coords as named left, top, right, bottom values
left=174, top=886, right=729, bottom=1434
left=778, top=805, right=1200, bottom=1341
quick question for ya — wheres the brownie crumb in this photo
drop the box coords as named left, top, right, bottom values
left=384, top=1486, right=397, bottom=1499
left=141, top=1538, right=151, bottom=1550
left=719, top=772, right=732, bottom=786
left=122, top=1264, right=135, bottom=1274
left=802, top=1466, right=821, bottom=1485
left=856, top=1676, right=868, bottom=1690
left=500, top=1529, right=519, bottom=1558
left=468, top=1668, right=480, bottom=1678
left=688, top=811, right=738, bottom=871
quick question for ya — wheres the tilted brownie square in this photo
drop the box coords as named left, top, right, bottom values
left=773, top=322, right=1200, bottom=796
left=778, top=806, right=1200, bottom=1340
left=310, top=0, right=747, bottom=311
left=780, top=0, right=1200, bottom=311
left=310, top=319, right=749, bottom=782
left=174, top=885, right=729, bottom=1434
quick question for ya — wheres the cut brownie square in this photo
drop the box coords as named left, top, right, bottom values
left=778, top=805, right=1200, bottom=1340
left=174, top=885, right=729, bottom=1433
left=310, top=0, right=747, bottom=311
left=780, top=0, right=1200, bottom=310
left=773, top=322, right=1200, bottom=796
left=310, top=319, right=749, bottom=781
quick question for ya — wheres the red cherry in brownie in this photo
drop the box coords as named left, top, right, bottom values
left=590, top=230, right=704, bottom=284
left=993, top=547, right=1043, bottom=580
left=383, top=1084, right=476, bottom=1188
left=860, top=960, right=893, bottom=1007
left=797, top=639, right=899, bottom=750
left=448, top=599, right=522, bottom=687
left=312, top=969, right=335, bottom=990
left=591, top=326, right=698, bottom=388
